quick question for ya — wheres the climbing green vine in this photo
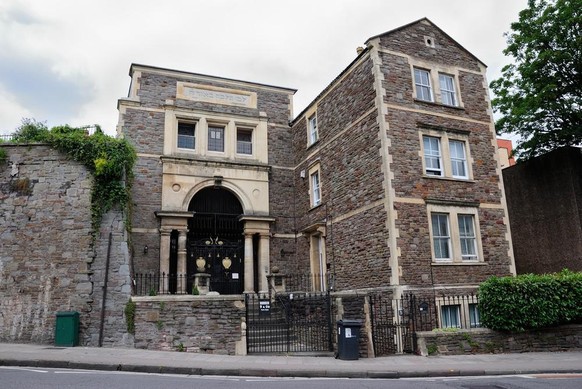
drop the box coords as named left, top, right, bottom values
left=11, top=118, right=136, bottom=233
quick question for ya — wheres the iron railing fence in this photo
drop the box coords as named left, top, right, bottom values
left=133, top=273, right=244, bottom=296
left=281, top=273, right=332, bottom=293
left=369, top=293, right=481, bottom=356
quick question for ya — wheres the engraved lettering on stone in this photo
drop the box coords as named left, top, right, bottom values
left=184, top=87, right=250, bottom=106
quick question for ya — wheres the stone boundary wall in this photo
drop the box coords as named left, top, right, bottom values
left=416, top=325, right=582, bottom=356
left=132, top=295, right=246, bottom=355
left=0, top=144, right=132, bottom=347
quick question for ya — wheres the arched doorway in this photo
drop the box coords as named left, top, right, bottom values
left=188, top=187, right=244, bottom=294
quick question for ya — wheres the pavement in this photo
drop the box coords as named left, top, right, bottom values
left=1, top=343, right=582, bottom=379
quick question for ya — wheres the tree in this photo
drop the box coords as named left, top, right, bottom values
left=490, top=0, right=581, bottom=160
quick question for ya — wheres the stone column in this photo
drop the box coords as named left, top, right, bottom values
left=159, top=229, right=171, bottom=294
left=244, top=233, right=254, bottom=293
left=177, top=229, right=188, bottom=294
left=259, top=233, right=270, bottom=293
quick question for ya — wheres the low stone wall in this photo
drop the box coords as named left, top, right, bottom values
left=132, top=295, right=246, bottom=355
left=416, top=324, right=582, bottom=356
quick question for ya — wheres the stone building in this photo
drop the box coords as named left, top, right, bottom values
left=119, top=18, right=514, bottom=305
left=503, top=146, right=582, bottom=274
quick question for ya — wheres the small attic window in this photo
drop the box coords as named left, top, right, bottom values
left=424, top=36, right=436, bottom=48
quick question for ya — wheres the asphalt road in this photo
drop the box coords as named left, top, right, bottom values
left=2, top=367, right=582, bottom=389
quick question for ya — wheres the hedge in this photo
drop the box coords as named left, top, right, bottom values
left=478, top=269, right=582, bottom=332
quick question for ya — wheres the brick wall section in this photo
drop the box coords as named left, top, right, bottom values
left=503, top=147, right=582, bottom=274
left=132, top=296, right=245, bottom=354
left=0, top=145, right=132, bottom=346
left=332, top=206, right=392, bottom=290
left=416, top=325, right=582, bottom=356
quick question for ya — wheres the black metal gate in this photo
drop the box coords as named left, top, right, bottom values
left=188, top=187, right=244, bottom=295
left=369, top=294, right=436, bottom=355
left=246, top=292, right=333, bottom=354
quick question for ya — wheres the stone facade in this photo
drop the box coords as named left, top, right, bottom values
left=118, top=19, right=514, bottom=355
left=0, top=144, right=132, bottom=346
left=118, top=18, right=513, bottom=299
left=503, top=147, right=582, bottom=274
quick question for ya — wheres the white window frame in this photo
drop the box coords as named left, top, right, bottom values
left=458, top=214, right=478, bottom=261
left=420, top=130, right=472, bottom=180
left=414, top=68, right=433, bottom=102
left=177, top=121, right=196, bottom=150
left=439, top=73, right=457, bottom=106
left=308, top=113, right=318, bottom=145
left=431, top=213, right=452, bottom=261
left=449, top=140, right=468, bottom=179
left=308, top=163, right=322, bottom=207
left=427, top=204, right=483, bottom=263
left=423, top=136, right=443, bottom=176
left=236, top=127, right=253, bottom=155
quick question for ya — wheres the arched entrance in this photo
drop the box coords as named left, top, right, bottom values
left=188, top=187, right=244, bottom=294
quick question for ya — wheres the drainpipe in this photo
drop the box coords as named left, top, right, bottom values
left=98, top=231, right=113, bottom=347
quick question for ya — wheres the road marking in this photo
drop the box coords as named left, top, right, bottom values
left=0, top=366, right=48, bottom=373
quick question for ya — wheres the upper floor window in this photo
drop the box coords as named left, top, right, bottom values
left=208, top=125, right=225, bottom=152
left=423, top=136, right=442, bottom=176
left=414, top=68, right=433, bottom=102
left=308, top=113, right=318, bottom=145
left=421, top=133, right=470, bottom=180
left=439, top=74, right=457, bottom=106
left=450, top=140, right=468, bottom=178
left=428, top=204, right=482, bottom=263
left=308, top=163, right=322, bottom=207
left=236, top=127, right=253, bottom=155
left=177, top=122, right=196, bottom=149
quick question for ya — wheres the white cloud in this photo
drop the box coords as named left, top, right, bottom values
left=0, top=0, right=529, bottom=135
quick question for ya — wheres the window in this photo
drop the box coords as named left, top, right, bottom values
left=431, top=213, right=451, bottom=260
left=414, top=68, right=433, bottom=102
left=441, top=305, right=461, bottom=328
left=311, top=170, right=321, bottom=206
left=469, top=304, right=481, bottom=328
left=423, top=136, right=443, bottom=176
left=177, top=122, right=196, bottom=149
left=236, top=128, right=253, bottom=155
left=208, top=125, right=224, bottom=152
left=308, top=114, right=318, bottom=145
left=439, top=74, right=457, bottom=106
left=450, top=140, right=468, bottom=178
left=458, top=214, right=477, bottom=260
left=428, top=204, right=482, bottom=263
left=421, top=132, right=471, bottom=180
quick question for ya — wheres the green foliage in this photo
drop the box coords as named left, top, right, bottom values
left=427, top=344, right=438, bottom=355
left=156, top=320, right=164, bottom=330
left=490, top=0, right=582, bottom=161
left=124, top=299, right=136, bottom=334
left=479, top=269, right=582, bottom=332
left=192, top=285, right=199, bottom=295
left=12, top=118, right=50, bottom=143
left=10, top=119, right=136, bottom=233
left=0, top=148, right=7, bottom=164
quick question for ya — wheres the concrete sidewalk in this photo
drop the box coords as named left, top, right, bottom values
left=1, top=343, right=582, bottom=379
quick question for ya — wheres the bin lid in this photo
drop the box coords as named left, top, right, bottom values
left=337, top=319, right=362, bottom=327
left=56, top=311, right=79, bottom=317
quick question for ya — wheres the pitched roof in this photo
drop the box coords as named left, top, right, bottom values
left=365, top=17, right=486, bottom=67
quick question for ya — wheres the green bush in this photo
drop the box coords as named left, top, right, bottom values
left=479, top=269, right=582, bottom=332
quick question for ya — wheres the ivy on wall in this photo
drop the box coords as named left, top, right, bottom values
left=9, top=119, right=136, bottom=234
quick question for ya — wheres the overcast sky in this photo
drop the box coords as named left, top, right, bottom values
left=0, top=0, right=528, bottom=136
